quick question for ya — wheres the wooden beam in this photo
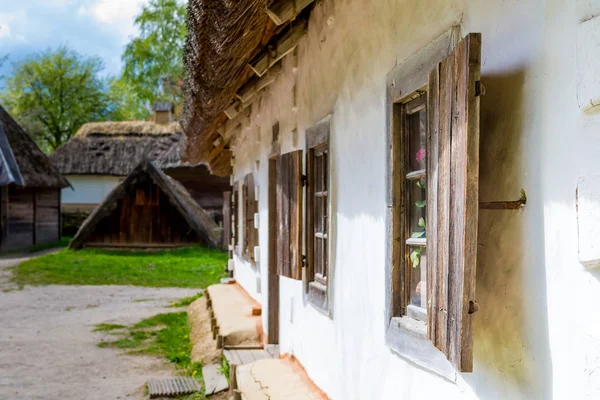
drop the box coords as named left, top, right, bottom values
left=237, top=63, right=283, bottom=103
left=218, top=108, right=250, bottom=141
left=249, top=20, right=307, bottom=77
left=266, top=0, right=315, bottom=26
left=225, top=101, right=242, bottom=120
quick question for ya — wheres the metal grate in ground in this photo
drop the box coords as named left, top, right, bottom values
left=147, top=377, right=201, bottom=398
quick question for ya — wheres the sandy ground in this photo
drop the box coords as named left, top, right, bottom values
left=0, top=251, right=202, bottom=400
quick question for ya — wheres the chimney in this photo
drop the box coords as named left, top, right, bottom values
left=152, top=102, right=174, bottom=124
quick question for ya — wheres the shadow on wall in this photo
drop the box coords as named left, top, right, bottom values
left=463, top=69, right=553, bottom=399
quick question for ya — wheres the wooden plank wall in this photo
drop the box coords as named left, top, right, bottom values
left=1, top=186, right=60, bottom=250
left=5, top=186, right=34, bottom=249
left=85, top=175, right=201, bottom=247
left=165, top=166, right=231, bottom=225
left=36, top=189, right=60, bottom=244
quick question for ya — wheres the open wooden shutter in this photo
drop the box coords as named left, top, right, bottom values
left=426, top=33, right=481, bottom=372
left=276, top=150, right=303, bottom=280
left=223, top=191, right=232, bottom=250
left=232, top=184, right=239, bottom=253
left=244, top=173, right=258, bottom=261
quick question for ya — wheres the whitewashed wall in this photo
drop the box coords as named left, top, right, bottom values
left=230, top=0, right=600, bottom=398
left=61, top=175, right=121, bottom=205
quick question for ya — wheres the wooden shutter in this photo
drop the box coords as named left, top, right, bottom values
left=223, top=191, right=232, bottom=250
left=426, top=33, right=481, bottom=372
left=232, top=184, right=239, bottom=253
left=276, top=150, right=303, bottom=280
left=244, top=173, right=258, bottom=261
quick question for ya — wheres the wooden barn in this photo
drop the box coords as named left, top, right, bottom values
left=70, top=159, right=221, bottom=250
left=0, top=105, right=70, bottom=250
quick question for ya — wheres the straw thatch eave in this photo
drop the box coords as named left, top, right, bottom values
left=70, top=159, right=222, bottom=249
left=0, top=105, right=70, bottom=189
left=183, top=0, right=316, bottom=176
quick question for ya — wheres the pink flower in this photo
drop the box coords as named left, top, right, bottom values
left=416, top=148, right=425, bottom=163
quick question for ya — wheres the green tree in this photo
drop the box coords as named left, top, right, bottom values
left=107, top=77, right=151, bottom=121
left=1, top=46, right=110, bottom=151
left=0, top=54, right=7, bottom=87
left=121, top=0, right=187, bottom=111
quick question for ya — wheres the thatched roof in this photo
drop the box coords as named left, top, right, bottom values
left=0, top=105, right=70, bottom=189
left=50, top=121, right=192, bottom=176
left=70, top=159, right=222, bottom=249
left=182, top=0, right=313, bottom=176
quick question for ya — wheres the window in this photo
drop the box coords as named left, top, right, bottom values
left=402, top=96, right=427, bottom=322
left=386, top=30, right=481, bottom=375
left=306, top=117, right=331, bottom=312
left=312, top=144, right=328, bottom=286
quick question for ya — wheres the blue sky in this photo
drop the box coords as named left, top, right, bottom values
left=0, top=0, right=148, bottom=81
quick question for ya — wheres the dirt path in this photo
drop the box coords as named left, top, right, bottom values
left=0, top=252, right=201, bottom=400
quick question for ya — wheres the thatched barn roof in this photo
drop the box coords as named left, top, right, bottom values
left=182, top=0, right=314, bottom=176
left=70, top=159, right=222, bottom=249
left=0, top=105, right=70, bottom=189
left=50, top=121, right=192, bottom=176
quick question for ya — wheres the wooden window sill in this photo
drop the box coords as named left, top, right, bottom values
left=386, top=316, right=456, bottom=382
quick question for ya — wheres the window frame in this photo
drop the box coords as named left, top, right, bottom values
left=305, top=117, right=332, bottom=314
left=385, top=27, right=462, bottom=381
left=400, top=95, right=428, bottom=322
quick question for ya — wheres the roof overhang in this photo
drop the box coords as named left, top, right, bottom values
left=182, top=0, right=315, bottom=176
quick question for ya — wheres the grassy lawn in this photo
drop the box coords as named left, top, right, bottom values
left=96, top=312, right=206, bottom=399
left=11, top=245, right=228, bottom=288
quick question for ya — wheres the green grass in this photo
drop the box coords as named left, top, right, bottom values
left=11, top=245, right=227, bottom=288
left=169, top=292, right=204, bottom=308
left=0, top=237, right=72, bottom=256
left=97, top=312, right=202, bottom=377
left=93, top=323, right=127, bottom=332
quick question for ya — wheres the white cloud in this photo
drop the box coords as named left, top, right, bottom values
left=0, top=12, right=17, bottom=41
left=78, top=0, right=147, bottom=39
left=0, top=23, right=11, bottom=39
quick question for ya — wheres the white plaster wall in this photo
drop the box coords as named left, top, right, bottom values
left=61, top=175, right=122, bottom=205
left=228, top=0, right=600, bottom=398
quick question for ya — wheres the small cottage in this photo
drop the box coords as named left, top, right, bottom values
left=49, top=103, right=230, bottom=233
left=70, top=159, right=221, bottom=250
left=0, top=105, right=70, bottom=250
left=182, top=0, right=600, bottom=398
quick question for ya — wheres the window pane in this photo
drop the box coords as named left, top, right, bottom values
left=408, top=108, right=427, bottom=172
left=323, top=152, right=328, bottom=191
left=409, top=246, right=427, bottom=309
left=409, top=178, right=426, bottom=239
left=323, top=238, right=328, bottom=278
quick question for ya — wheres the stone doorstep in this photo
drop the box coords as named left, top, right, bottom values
left=232, top=359, right=324, bottom=400
left=205, top=283, right=263, bottom=349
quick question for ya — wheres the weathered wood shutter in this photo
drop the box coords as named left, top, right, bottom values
left=232, top=184, right=239, bottom=253
left=244, top=174, right=258, bottom=261
left=223, top=191, right=232, bottom=250
left=426, top=33, right=481, bottom=372
left=276, top=150, right=303, bottom=280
